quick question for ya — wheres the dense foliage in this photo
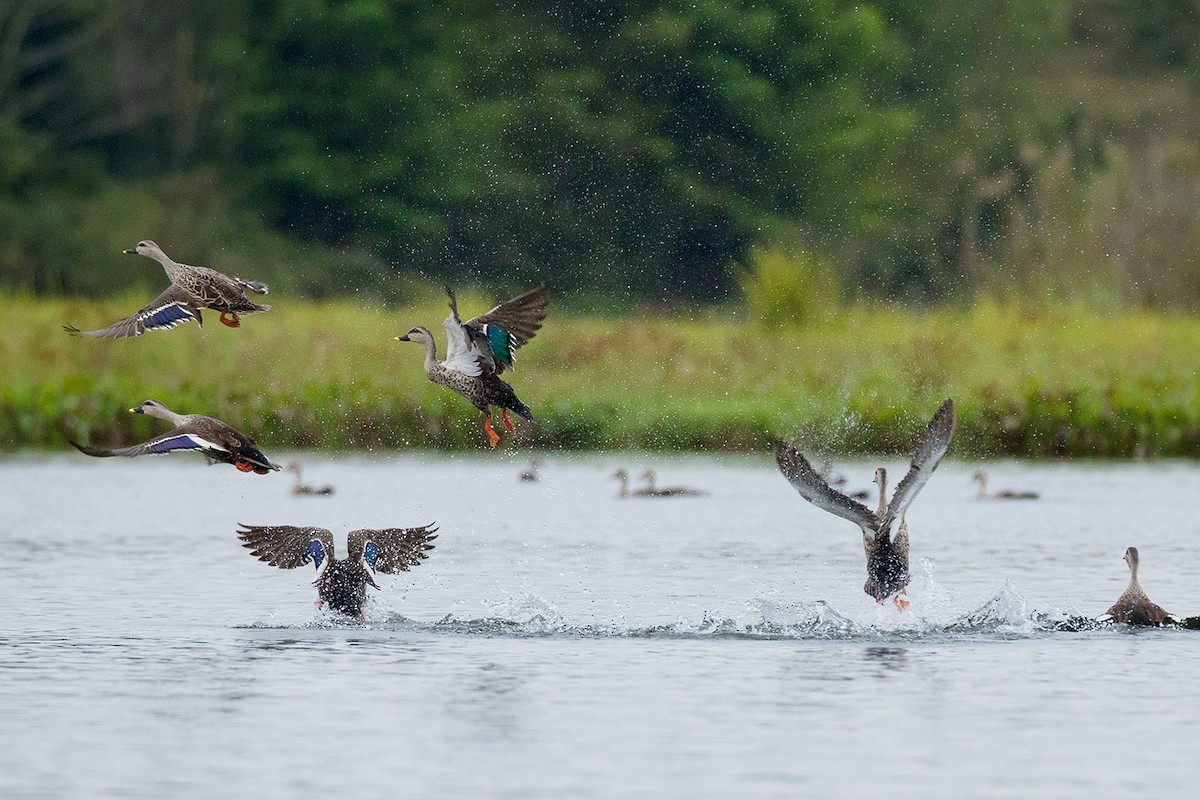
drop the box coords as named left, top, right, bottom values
left=2, top=1, right=1198, bottom=305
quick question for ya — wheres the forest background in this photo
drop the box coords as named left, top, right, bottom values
left=3, top=0, right=1200, bottom=455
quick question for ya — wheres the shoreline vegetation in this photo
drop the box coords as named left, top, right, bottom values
left=3, top=293, right=1199, bottom=458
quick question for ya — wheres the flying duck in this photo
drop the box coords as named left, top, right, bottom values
left=237, top=523, right=437, bottom=617
left=394, top=286, right=548, bottom=447
left=71, top=400, right=280, bottom=474
left=64, top=240, right=270, bottom=338
left=775, top=399, right=956, bottom=609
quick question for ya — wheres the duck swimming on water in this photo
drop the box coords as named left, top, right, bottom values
left=1102, top=547, right=1173, bottom=626
left=287, top=463, right=334, bottom=496
left=971, top=470, right=1039, bottom=500
left=775, top=399, right=957, bottom=610
left=638, top=469, right=709, bottom=497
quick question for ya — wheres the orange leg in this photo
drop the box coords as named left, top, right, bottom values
left=483, top=416, right=501, bottom=448
left=314, top=599, right=324, bottom=611
left=894, top=588, right=910, bottom=612
left=501, top=408, right=517, bottom=434
left=219, top=309, right=241, bottom=328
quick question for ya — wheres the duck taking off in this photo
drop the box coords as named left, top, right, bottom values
left=1102, top=547, right=1173, bottom=626
left=70, top=400, right=280, bottom=474
left=238, top=523, right=437, bottom=618
left=971, top=470, right=1039, bottom=500
left=395, top=286, right=548, bottom=447
left=774, top=399, right=957, bottom=609
left=64, top=240, right=270, bottom=338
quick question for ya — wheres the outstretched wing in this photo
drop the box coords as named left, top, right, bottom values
left=464, top=286, right=548, bottom=373
left=70, top=427, right=228, bottom=459
left=880, top=399, right=956, bottom=534
left=64, top=285, right=199, bottom=339
left=347, top=525, right=438, bottom=574
left=237, top=524, right=336, bottom=570
left=774, top=442, right=879, bottom=536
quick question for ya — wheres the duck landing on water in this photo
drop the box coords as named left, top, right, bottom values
left=971, top=470, right=1039, bottom=500
left=775, top=399, right=957, bottom=611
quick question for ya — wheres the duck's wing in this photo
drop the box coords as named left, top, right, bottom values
left=194, top=416, right=280, bottom=471
left=70, top=425, right=228, bottom=459
left=880, top=399, right=956, bottom=534
left=462, top=285, right=548, bottom=373
left=237, top=524, right=336, bottom=569
left=64, top=285, right=200, bottom=339
left=347, top=525, right=438, bottom=573
left=775, top=442, right=879, bottom=535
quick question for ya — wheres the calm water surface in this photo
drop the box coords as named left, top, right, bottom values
left=3, top=453, right=1200, bottom=798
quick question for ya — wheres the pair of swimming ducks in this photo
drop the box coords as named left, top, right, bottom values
left=776, top=398, right=1183, bottom=626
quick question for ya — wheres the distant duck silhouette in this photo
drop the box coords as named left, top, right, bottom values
left=638, top=469, right=709, bottom=497
left=971, top=469, right=1039, bottom=500
left=775, top=399, right=957, bottom=610
left=238, top=523, right=437, bottom=618
left=612, top=468, right=656, bottom=498
left=287, top=463, right=334, bottom=496
left=519, top=458, right=542, bottom=482
left=1101, top=547, right=1173, bottom=626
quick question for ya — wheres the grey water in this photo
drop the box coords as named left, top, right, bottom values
left=3, top=453, right=1200, bottom=799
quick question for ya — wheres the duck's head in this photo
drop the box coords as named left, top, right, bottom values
left=971, top=469, right=986, bottom=484
left=611, top=468, right=629, bottom=481
left=394, top=326, right=433, bottom=345
left=874, top=467, right=887, bottom=489
left=130, top=399, right=164, bottom=415
left=1124, top=546, right=1140, bottom=570
left=123, top=240, right=161, bottom=256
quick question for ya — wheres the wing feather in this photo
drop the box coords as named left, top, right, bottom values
left=774, top=442, right=879, bottom=535
left=347, top=525, right=438, bottom=574
left=65, top=286, right=199, bottom=339
left=465, top=285, right=548, bottom=352
left=70, top=430, right=226, bottom=459
left=237, top=524, right=336, bottom=569
left=880, top=399, right=957, bottom=533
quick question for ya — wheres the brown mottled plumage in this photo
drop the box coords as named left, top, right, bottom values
left=1105, top=547, right=1172, bottom=626
left=64, top=240, right=270, bottom=338
left=395, top=286, right=547, bottom=447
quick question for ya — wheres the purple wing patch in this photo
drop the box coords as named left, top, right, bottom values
left=145, top=434, right=205, bottom=454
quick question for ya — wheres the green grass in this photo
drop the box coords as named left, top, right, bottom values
left=3, top=292, right=1200, bottom=457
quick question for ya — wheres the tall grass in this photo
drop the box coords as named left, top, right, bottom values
left=3, top=292, right=1199, bottom=456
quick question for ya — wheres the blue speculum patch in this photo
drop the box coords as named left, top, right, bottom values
left=147, top=435, right=198, bottom=454
left=306, top=539, right=326, bottom=568
left=363, top=541, right=381, bottom=568
left=145, top=304, right=191, bottom=329
left=485, top=325, right=514, bottom=365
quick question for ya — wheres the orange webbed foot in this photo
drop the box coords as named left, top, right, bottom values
left=218, top=310, right=241, bottom=328
left=501, top=408, right=517, bottom=434
left=483, top=416, right=501, bottom=448
left=234, top=461, right=254, bottom=473
left=894, top=589, right=910, bottom=612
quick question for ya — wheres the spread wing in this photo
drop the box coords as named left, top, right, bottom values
left=880, top=399, right=956, bottom=534
left=464, top=286, right=549, bottom=372
left=774, top=442, right=879, bottom=536
left=441, top=310, right=484, bottom=376
left=237, top=524, right=336, bottom=570
left=64, top=285, right=200, bottom=339
left=70, top=427, right=229, bottom=459
left=347, top=525, right=438, bottom=574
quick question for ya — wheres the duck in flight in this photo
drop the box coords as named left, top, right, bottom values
left=64, top=240, right=270, bottom=338
left=238, top=523, right=437, bottom=618
left=395, top=286, right=548, bottom=447
left=775, top=399, right=957, bottom=610
left=70, top=400, right=279, bottom=474
left=971, top=469, right=1039, bottom=500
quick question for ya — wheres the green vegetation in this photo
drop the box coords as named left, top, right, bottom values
left=5, top=292, right=1198, bottom=457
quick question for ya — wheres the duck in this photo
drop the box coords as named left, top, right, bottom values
left=612, top=468, right=657, bottom=498
left=1102, top=547, right=1173, bottom=626
left=971, top=469, right=1039, bottom=500
left=237, top=523, right=437, bottom=618
left=639, top=469, right=709, bottom=497
left=518, top=458, right=542, bottom=482
left=64, top=240, right=270, bottom=338
left=394, top=286, right=548, bottom=447
left=287, top=463, right=335, bottom=495
left=775, top=399, right=956, bottom=609
left=70, top=400, right=280, bottom=474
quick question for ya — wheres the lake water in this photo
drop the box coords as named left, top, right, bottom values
left=3, top=452, right=1200, bottom=799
